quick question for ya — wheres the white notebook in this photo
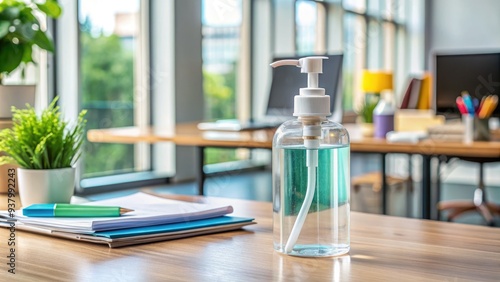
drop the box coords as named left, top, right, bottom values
left=0, top=192, right=233, bottom=233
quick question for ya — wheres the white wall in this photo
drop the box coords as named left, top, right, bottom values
left=427, top=0, right=500, bottom=54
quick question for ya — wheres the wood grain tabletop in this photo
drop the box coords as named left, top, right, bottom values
left=0, top=192, right=499, bottom=281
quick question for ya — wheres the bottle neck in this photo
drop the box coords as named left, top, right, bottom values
left=299, top=116, right=324, bottom=124
left=299, top=117, right=323, bottom=149
left=380, top=89, right=393, bottom=104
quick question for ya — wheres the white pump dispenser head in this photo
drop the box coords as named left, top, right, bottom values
left=270, top=56, right=330, bottom=118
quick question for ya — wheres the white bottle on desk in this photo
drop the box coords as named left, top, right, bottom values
left=270, top=57, right=350, bottom=257
left=373, top=91, right=395, bottom=138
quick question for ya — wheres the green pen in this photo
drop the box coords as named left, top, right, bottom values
left=22, top=204, right=134, bottom=217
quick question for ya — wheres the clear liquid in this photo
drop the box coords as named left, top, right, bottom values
left=273, top=145, right=350, bottom=257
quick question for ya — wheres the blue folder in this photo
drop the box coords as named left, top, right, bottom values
left=94, top=216, right=254, bottom=239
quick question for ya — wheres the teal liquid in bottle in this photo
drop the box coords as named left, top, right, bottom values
left=282, top=145, right=349, bottom=215
left=272, top=121, right=350, bottom=257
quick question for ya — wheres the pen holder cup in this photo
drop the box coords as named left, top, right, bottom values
left=474, top=117, right=490, bottom=141
left=463, top=115, right=490, bottom=143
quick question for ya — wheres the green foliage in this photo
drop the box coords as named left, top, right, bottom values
left=203, top=69, right=236, bottom=120
left=342, top=71, right=353, bottom=110
left=205, top=148, right=238, bottom=165
left=79, top=23, right=135, bottom=176
left=0, top=0, right=62, bottom=82
left=203, top=68, right=239, bottom=164
left=357, top=93, right=380, bottom=123
left=82, top=107, right=134, bottom=177
left=0, top=97, right=87, bottom=169
left=80, top=29, right=134, bottom=103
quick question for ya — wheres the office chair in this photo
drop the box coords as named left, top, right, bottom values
left=438, top=158, right=500, bottom=226
left=351, top=171, right=412, bottom=215
left=351, top=154, right=413, bottom=217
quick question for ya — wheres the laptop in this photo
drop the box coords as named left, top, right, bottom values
left=198, top=54, right=343, bottom=131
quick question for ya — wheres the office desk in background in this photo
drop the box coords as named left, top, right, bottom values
left=1, top=193, right=499, bottom=281
left=0, top=119, right=13, bottom=129
left=87, top=123, right=500, bottom=219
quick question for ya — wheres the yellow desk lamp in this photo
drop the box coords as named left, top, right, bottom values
left=359, top=71, right=394, bottom=137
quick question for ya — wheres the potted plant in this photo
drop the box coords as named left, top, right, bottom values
left=0, top=97, right=87, bottom=206
left=0, top=0, right=62, bottom=118
left=356, top=94, right=380, bottom=137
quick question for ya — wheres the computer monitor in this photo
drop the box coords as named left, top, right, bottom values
left=266, top=54, right=343, bottom=122
left=433, top=51, right=500, bottom=118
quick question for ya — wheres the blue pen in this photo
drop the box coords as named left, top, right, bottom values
left=473, top=97, right=479, bottom=111
left=462, top=93, right=476, bottom=115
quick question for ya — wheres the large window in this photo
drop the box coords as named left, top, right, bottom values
left=202, top=0, right=241, bottom=121
left=296, top=0, right=317, bottom=55
left=202, top=0, right=246, bottom=165
left=78, top=0, right=148, bottom=178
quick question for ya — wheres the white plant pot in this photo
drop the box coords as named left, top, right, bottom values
left=17, top=167, right=76, bottom=207
left=0, top=85, right=36, bottom=118
left=359, top=122, right=374, bottom=137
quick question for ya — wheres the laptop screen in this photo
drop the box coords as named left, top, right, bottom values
left=266, top=54, right=343, bottom=121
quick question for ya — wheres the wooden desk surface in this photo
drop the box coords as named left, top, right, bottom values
left=88, top=123, right=500, bottom=158
left=0, top=119, right=13, bottom=130
left=1, top=193, right=499, bottom=281
left=88, top=123, right=275, bottom=148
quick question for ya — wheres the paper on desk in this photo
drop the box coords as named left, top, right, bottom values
left=0, top=192, right=233, bottom=233
left=386, top=131, right=428, bottom=143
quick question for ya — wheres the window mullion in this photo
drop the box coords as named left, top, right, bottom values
left=134, top=0, right=151, bottom=172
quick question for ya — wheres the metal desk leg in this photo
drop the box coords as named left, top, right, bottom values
left=436, top=157, right=442, bottom=221
left=406, top=154, right=413, bottom=217
left=422, top=155, right=432, bottom=219
left=381, top=153, right=387, bottom=215
left=196, top=146, right=206, bottom=195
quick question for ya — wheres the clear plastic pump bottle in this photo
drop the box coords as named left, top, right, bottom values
left=271, top=56, right=350, bottom=257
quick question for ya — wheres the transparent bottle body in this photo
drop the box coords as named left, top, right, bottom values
left=272, top=119, right=350, bottom=257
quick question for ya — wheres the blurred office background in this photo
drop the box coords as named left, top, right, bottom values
left=3, top=0, right=500, bottom=225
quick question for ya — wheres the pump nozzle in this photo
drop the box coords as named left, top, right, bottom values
left=270, top=59, right=301, bottom=68
left=270, top=56, right=330, bottom=119
left=271, top=56, right=327, bottom=88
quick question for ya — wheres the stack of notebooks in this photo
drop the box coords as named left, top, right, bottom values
left=0, top=192, right=255, bottom=248
left=427, top=122, right=464, bottom=141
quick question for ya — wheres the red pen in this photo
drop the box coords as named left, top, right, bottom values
left=456, top=96, right=468, bottom=114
